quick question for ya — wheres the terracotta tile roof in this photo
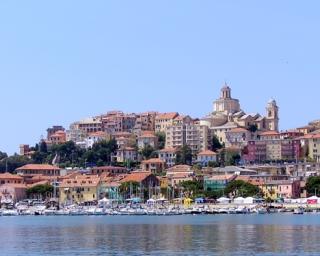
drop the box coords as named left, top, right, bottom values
left=159, top=148, right=177, bottom=153
left=138, top=134, right=157, bottom=139
left=92, top=166, right=128, bottom=171
left=0, top=173, right=23, bottom=180
left=299, top=133, right=320, bottom=140
left=141, top=158, right=165, bottom=164
left=16, top=164, right=60, bottom=171
left=167, top=173, right=193, bottom=179
left=0, top=183, right=27, bottom=189
left=28, top=180, right=50, bottom=188
left=197, top=150, right=217, bottom=156
left=167, top=165, right=192, bottom=173
left=60, top=175, right=100, bottom=188
left=141, top=131, right=156, bottom=136
left=156, top=112, right=179, bottom=120
left=120, top=171, right=154, bottom=183
left=259, top=131, right=280, bottom=136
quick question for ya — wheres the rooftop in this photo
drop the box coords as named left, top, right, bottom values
left=120, top=171, right=154, bottom=183
left=16, top=164, right=60, bottom=171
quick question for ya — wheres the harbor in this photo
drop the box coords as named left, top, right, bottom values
left=2, top=198, right=320, bottom=216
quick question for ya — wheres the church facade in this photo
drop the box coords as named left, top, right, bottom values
left=202, top=84, right=279, bottom=144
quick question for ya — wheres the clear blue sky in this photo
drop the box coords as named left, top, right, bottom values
left=0, top=1, right=319, bottom=154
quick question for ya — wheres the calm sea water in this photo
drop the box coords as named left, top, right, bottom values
left=1, top=214, right=320, bottom=256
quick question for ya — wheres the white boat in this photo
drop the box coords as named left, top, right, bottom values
left=1, top=209, right=19, bottom=216
left=235, top=207, right=250, bottom=214
left=55, top=209, right=70, bottom=216
left=253, top=207, right=268, bottom=214
left=44, top=209, right=57, bottom=216
left=293, top=207, right=304, bottom=215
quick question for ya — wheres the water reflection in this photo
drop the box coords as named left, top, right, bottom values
left=1, top=215, right=320, bottom=255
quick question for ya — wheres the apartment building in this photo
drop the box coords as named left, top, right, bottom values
left=71, top=117, right=103, bottom=134
left=155, top=112, right=179, bottom=133
left=101, top=111, right=136, bottom=134
left=166, top=120, right=209, bottom=153
left=133, top=112, right=157, bottom=135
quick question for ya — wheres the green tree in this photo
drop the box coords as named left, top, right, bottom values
left=175, top=145, right=193, bottom=165
left=180, top=180, right=203, bottom=198
left=39, top=141, right=48, bottom=153
left=0, top=154, right=32, bottom=173
left=26, top=184, right=53, bottom=199
left=306, top=176, right=320, bottom=196
left=211, top=135, right=223, bottom=151
left=248, top=124, right=258, bottom=133
left=156, top=132, right=166, bottom=150
left=225, top=180, right=261, bottom=197
left=140, top=145, right=156, bottom=160
left=208, top=161, right=219, bottom=168
left=0, top=151, right=8, bottom=161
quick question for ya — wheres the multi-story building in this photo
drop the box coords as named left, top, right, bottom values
left=16, top=164, right=61, bottom=177
left=71, top=117, right=103, bottom=134
left=141, top=158, right=165, bottom=174
left=115, top=147, right=138, bottom=163
left=0, top=173, right=24, bottom=185
left=59, top=175, right=101, bottom=205
left=300, top=133, right=320, bottom=162
left=225, top=127, right=253, bottom=148
left=165, top=118, right=209, bottom=153
left=137, top=132, right=158, bottom=149
left=133, top=112, right=157, bottom=135
left=66, top=124, right=87, bottom=144
left=47, top=126, right=65, bottom=140
left=85, top=131, right=111, bottom=149
left=48, top=130, right=67, bottom=145
left=158, top=148, right=177, bottom=167
left=112, top=132, right=136, bottom=149
left=90, top=166, right=129, bottom=176
left=101, top=111, right=136, bottom=134
left=197, top=150, right=217, bottom=166
left=244, top=138, right=301, bottom=163
left=19, top=144, right=31, bottom=156
left=155, top=112, right=179, bottom=133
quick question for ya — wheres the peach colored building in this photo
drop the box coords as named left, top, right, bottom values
left=16, top=164, right=61, bottom=176
left=0, top=184, right=27, bottom=203
left=48, top=130, right=67, bottom=145
left=141, top=158, right=165, bottom=174
left=90, top=166, right=129, bottom=176
left=0, top=173, right=24, bottom=185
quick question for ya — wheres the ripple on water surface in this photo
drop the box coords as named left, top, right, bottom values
left=1, top=214, right=320, bottom=256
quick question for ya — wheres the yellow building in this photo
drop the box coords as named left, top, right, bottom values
left=308, top=134, right=320, bottom=162
left=59, top=175, right=101, bottom=205
left=155, top=112, right=179, bottom=133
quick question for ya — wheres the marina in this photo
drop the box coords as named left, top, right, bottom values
left=2, top=198, right=320, bottom=216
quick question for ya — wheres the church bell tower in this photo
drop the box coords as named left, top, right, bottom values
left=266, top=99, right=279, bottom=131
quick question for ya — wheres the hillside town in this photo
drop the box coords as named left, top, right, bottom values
left=1, top=84, right=320, bottom=214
